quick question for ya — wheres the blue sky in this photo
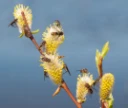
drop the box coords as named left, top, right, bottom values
left=0, top=0, right=128, bottom=108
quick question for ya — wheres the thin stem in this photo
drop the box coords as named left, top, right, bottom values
left=21, top=11, right=44, bottom=56
left=99, top=56, right=103, bottom=78
left=61, top=80, right=82, bottom=108
left=29, top=36, right=44, bottom=55
left=98, top=57, right=108, bottom=108
left=101, top=101, right=105, bottom=108
left=98, top=57, right=104, bottom=108
left=21, top=12, right=81, bottom=108
left=104, top=101, right=109, bottom=108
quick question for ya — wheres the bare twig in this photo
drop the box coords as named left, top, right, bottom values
left=61, top=80, right=82, bottom=108
left=104, top=101, right=109, bottom=108
left=98, top=56, right=103, bottom=78
left=21, top=12, right=44, bottom=56
left=98, top=57, right=108, bottom=108
left=101, top=101, right=106, bottom=108
left=21, top=11, right=81, bottom=108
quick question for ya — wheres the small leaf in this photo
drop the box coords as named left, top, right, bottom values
left=52, top=86, right=61, bottom=97
left=95, top=49, right=101, bottom=65
left=106, top=93, right=114, bottom=108
left=101, top=41, right=109, bottom=59
left=19, top=33, right=24, bottom=38
left=96, top=49, right=101, bottom=59
left=95, top=49, right=103, bottom=77
left=31, top=29, right=40, bottom=34
left=108, top=94, right=114, bottom=108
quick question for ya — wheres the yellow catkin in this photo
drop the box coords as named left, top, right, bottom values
left=13, top=4, right=32, bottom=33
left=100, top=73, right=115, bottom=101
left=40, top=53, right=64, bottom=85
left=76, top=73, right=94, bottom=103
left=42, top=23, right=64, bottom=54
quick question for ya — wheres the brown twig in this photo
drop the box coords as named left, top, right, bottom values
left=98, top=57, right=108, bottom=108
left=61, top=80, right=82, bottom=108
left=98, top=56, right=103, bottom=78
left=101, top=101, right=106, bottom=108
left=21, top=11, right=81, bottom=108
left=104, top=101, right=109, bottom=108
left=21, top=12, right=44, bottom=56
left=98, top=57, right=105, bottom=108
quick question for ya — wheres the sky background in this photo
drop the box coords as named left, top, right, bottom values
left=0, top=0, right=128, bottom=108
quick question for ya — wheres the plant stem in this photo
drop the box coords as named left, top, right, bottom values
left=61, top=80, right=82, bottom=108
left=21, top=12, right=44, bottom=56
left=99, top=56, right=103, bottom=78
left=98, top=57, right=105, bottom=108
left=104, top=102, right=109, bottom=108
left=101, top=101, right=105, bottom=108
left=29, top=36, right=44, bottom=55
left=21, top=11, right=81, bottom=108
left=98, top=57, right=108, bottom=108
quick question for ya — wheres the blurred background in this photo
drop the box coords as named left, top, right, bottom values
left=0, top=0, right=127, bottom=107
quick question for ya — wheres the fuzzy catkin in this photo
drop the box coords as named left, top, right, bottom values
left=76, top=73, right=94, bottom=103
left=42, top=23, right=64, bottom=54
left=40, top=53, right=64, bottom=85
left=100, top=73, right=115, bottom=101
left=13, top=4, right=32, bottom=33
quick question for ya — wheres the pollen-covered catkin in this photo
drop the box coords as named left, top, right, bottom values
left=40, top=53, right=64, bottom=85
left=13, top=4, right=32, bottom=33
left=76, top=73, right=94, bottom=103
left=42, top=21, right=64, bottom=54
left=100, top=73, right=115, bottom=101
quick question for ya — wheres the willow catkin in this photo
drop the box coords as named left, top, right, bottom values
left=42, top=21, right=64, bottom=54
left=76, top=73, right=94, bottom=103
left=13, top=4, right=32, bottom=33
left=100, top=73, right=115, bottom=101
left=40, top=53, right=64, bottom=85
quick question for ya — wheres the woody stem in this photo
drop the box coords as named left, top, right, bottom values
left=21, top=11, right=44, bottom=56
left=61, top=80, right=82, bottom=108
left=98, top=57, right=107, bottom=108
left=101, top=101, right=106, bottom=108
left=99, top=57, right=103, bottom=78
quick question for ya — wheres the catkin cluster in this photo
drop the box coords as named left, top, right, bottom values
left=40, top=21, right=65, bottom=85
left=12, top=4, right=115, bottom=107
left=13, top=4, right=66, bottom=86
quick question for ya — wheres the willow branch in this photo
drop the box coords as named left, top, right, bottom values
left=61, top=80, right=82, bottom=108
left=98, top=56, right=103, bottom=78
left=101, top=101, right=106, bottom=108
left=104, top=101, right=109, bottom=108
left=21, top=12, right=44, bottom=56
left=21, top=11, right=81, bottom=108
left=98, top=57, right=108, bottom=108
left=98, top=57, right=104, bottom=108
